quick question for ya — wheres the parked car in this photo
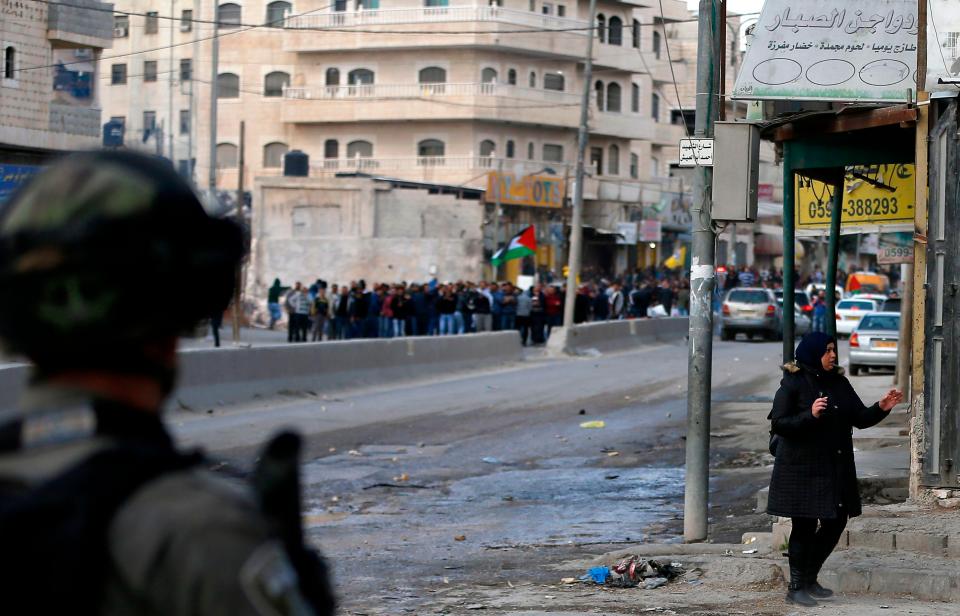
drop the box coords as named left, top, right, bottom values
left=852, top=293, right=890, bottom=308
left=835, top=298, right=881, bottom=336
left=849, top=312, right=900, bottom=376
left=774, top=289, right=813, bottom=319
left=720, top=288, right=782, bottom=341
left=882, top=297, right=902, bottom=312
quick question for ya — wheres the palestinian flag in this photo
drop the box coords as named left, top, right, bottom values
left=492, top=225, right=537, bottom=266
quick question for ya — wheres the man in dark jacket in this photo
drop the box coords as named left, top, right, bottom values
left=767, top=333, right=902, bottom=606
left=410, top=284, right=429, bottom=336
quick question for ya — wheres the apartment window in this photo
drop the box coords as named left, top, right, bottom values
left=180, top=58, right=192, bottom=81
left=507, top=68, right=517, bottom=85
left=597, top=14, right=606, bottom=43
left=110, top=115, right=125, bottom=126
left=179, top=110, right=190, bottom=135
left=347, top=68, right=374, bottom=85
left=506, top=140, right=515, bottom=158
left=608, top=144, right=619, bottom=175
left=527, top=142, right=534, bottom=159
left=264, top=71, right=290, bottom=96
left=419, top=66, right=446, bottom=83
left=529, top=0, right=535, bottom=11
left=544, top=72, right=564, bottom=91
left=606, top=83, right=621, bottom=112
left=542, top=144, right=563, bottom=162
left=590, top=147, right=603, bottom=176
left=217, top=72, right=240, bottom=98
left=347, top=140, right=373, bottom=158
left=326, top=68, right=340, bottom=85
left=557, top=5, right=565, bottom=16
left=541, top=3, right=553, bottom=15
left=145, top=11, right=159, bottom=34
left=653, top=30, right=661, bottom=59
left=594, top=80, right=604, bottom=110
left=528, top=71, right=536, bottom=88
left=650, top=156, right=659, bottom=177
left=142, top=110, right=156, bottom=134
left=632, top=18, right=640, bottom=48
left=111, top=63, right=127, bottom=85
left=263, top=142, right=289, bottom=168
left=608, top=16, right=622, bottom=46
left=3, top=46, right=14, bottom=79
left=324, top=139, right=339, bottom=159
left=113, top=15, right=129, bottom=37
left=216, top=143, right=238, bottom=169
left=418, top=139, right=445, bottom=157
left=481, top=67, right=498, bottom=83
left=266, top=1, right=291, bottom=26
left=425, top=0, right=449, bottom=6
left=144, top=60, right=158, bottom=82
left=218, top=3, right=242, bottom=28
left=631, top=83, right=640, bottom=112
left=181, top=10, right=193, bottom=32
left=630, top=152, right=638, bottom=179
left=651, top=92, right=660, bottom=121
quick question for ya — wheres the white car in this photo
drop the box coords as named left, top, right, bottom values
left=835, top=298, right=880, bottom=336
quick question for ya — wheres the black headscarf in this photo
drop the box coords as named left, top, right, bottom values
left=795, top=332, right=836, bottom=373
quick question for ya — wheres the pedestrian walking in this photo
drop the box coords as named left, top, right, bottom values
left=767, top=333, right=903, bottom=607
left=516, top=288, right=533, bottom=345
left=267, top=277, right=283, bottom=329
left=529, top=285, right=546, bottom=345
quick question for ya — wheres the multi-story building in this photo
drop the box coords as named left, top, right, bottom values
left=0, top=0, right=113, bottom=174
left=102, top=0, right=691, bottom=280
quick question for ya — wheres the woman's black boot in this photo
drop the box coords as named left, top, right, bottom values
left=786, top=568, right=818, bottom=606
left=806, top=578, right=834, bottom=598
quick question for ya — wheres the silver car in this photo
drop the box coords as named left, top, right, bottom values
left=848, top=312, right=900, bottom=376
left=721, top=288, right=782, bottom=341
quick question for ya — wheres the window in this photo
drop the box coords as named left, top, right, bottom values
left=542, top=144, right=563, bottom=162
left=507, top=69, right=517, bottom=85
left=333, top=0, right=346, bottom=10
left=590, top=147, right=603, bottom=176
left=216, top=143, right=238, bottom=169
left=630, top=153, right=638, bottom=179
left=597, top=14, right=606, bottom=42
left=653, top=30, right=661, bottom=59
left=181, top=10, right=193, bottom=32
left=418, top=66, right=446, bottom=83
left=606, top=82, right=621, bottom=112
left=544, top=72, right=564, bottom=91
left=359, top=0, right=380, bottom=8
left=111, top=63, right=127, bottom=85
left=651, top=92, right=660, bottom=121
left=650, top=156, right=659, bottom=177
left=506, top=140, right=515, bottom=159
left=218, top=3, right=242, bottom=28
left=218, top=72, right=240, bottom=98
left=324, top=139, right=339, bottom=158
left=541, top=3, right=553, bottom=15
left=481, top=67, right=498, bottom=83
left=179, top=110, right=191, bottom=135
left=142, top=110, right=156, bottom=134
left=479, top=139, right=496, bottom=157
left=631, top=83, right=639, bottom=112
left=110, top=115, right=125, bottom=126
left=425, top=0, right=449, bottom=6
left=608, top=144, right=619, bottom=175
left=528, top=71, right=536, bottom=87
left=558, top=5, right=565, bottom=16
left=632, top=18, right=640, bottom=48
left=608, top=16, right=622, bottom=45
left=347, top=140, right=373, bottom=158
left=418, top=139, right=445, bottom=163
left=264, top=71, right=290, bottom=97
left=326, top=68, right=340, bottom=85
left=145, top=11, right=159, bottom=34
left=946, top=31, right=960, bottom=58
left=266, top=1, right=291, bottom=25
left=527, top=142, right=535, bottom=159
left=348, top=68, right=374, bottom=85
left=180, top=58, right=192, bottom=81
left=594, top=80, right=604, bottom=110
left=114, top=15, right=129, bottom=37
left=529, top=0, right=535, bottom=10
left=144, top=60, right=157, bottom=82
left=3, top=46, right=14, bottom=79
left=263, top=142, right=289, bottom=168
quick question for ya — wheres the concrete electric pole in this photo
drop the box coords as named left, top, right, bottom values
left=562, top=0, right=598, bottom=328
left=207, top=9, right=220, bottom=194
left=683, top=0, right=721, bottom=543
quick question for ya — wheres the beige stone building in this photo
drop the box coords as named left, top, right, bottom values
left=0, top=0, right=113, bottom=168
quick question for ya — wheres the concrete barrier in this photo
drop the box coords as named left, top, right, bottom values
left=554, top=317, right=689, bottom=355
left=0, top=332, right=524, bottom=413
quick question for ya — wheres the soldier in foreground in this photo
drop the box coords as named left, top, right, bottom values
left=0, top=151, right=335, bottom=615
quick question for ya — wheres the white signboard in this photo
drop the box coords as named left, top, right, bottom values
left=733, top=0, right=918, bottom=102
left=615, top=222, right=638, bottom=245
left=678, top=139, right=714, bottom=167
left=928, top=0, right=960, bottom=94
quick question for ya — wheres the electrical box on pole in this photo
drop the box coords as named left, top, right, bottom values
left=711, top=122, right=761, bottom=222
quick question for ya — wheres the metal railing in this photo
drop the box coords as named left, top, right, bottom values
left=285, top=5, right=588, bottom=32
left=310, top=156, right=571, bottom=176
left=284, top=82, right=581, bottom=104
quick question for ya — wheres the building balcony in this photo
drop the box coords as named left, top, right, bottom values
left=282, top=82, right=582, bottom=128
left=47, top=0, right=114, bottom=49
left=651, top=121, right=684, bottom=147
left=282, top=6, right=588, bottom=57
left=304, top=156, right=572, bottom=186
left=590, top=107, right=656, bottom=140
left=48, top=104, right=101, bottom=137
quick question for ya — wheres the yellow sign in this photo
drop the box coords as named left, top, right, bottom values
left=487, top=172, right=565, bottom=208
left=796, top=164, right=914, bottom=229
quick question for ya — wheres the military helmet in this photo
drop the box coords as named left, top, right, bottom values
left=0, top=151, right=244, bottom=369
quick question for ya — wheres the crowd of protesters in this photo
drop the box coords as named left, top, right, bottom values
left=266, top=267, right=692, bottom=346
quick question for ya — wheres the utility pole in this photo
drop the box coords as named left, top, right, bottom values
left=494, top=157, right=504, bottom=281
left=562, top=0, right=598, bottom=328
left=233, top=120, right=245, bottom=344
left=684, top=0, right=721, bottom=543
left=207, top=8, right=220, bottom=194
left=168, top=0, right=175, bottom=163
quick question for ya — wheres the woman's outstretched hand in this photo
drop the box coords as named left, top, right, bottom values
left=879, top=389, right=904, bottom=412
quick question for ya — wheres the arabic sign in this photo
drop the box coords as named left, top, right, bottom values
left=615, top=222, right=638, bottom=245
left=796, top=164, right=914, bottom=233
left=486, top=172, right=564, bottom=208
left=734, top=0, right=918, bottom=102
left=678, top=139, right=714, bottom=167
left=640, top=220, right=662, bottom=243
left=928, top=0, right=960, bottom=94
left=0, top=164, right=40, bottom=204
left=877, top=231, right=914, bottom=264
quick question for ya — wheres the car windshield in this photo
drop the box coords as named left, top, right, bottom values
left=728, top=290, right=768, bottom=304
left=838, top=300, right=875, bottom=310
left=858, top=315, right=900, bottom=331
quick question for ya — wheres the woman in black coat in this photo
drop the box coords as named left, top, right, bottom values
left=767, top=332, right=902, bottom=606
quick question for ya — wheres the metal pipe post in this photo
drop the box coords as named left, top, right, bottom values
left=825, top=178, right=844, bottom=337
left=562, top=0, right=598, bottom=328
left=683, top=0, right=720, bottom=543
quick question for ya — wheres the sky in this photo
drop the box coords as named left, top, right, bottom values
left=687, top=0, right=767, bottom=18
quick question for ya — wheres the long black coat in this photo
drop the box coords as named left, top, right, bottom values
left=766, top=362, right=888, bottom=519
